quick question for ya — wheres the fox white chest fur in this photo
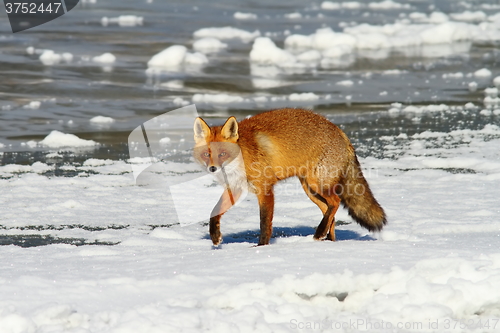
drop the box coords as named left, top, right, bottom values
left=208, top=150, right=249, bottom=194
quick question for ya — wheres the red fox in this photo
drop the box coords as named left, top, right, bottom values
left=193, top=108, right=386, bottom=246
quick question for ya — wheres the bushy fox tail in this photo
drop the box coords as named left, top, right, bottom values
left=339, top=149, right=387, bottom=232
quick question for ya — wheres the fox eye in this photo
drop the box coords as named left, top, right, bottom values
left=202, top=152, right=210, bottom=157
left=219, top=152, right=226, bottom=157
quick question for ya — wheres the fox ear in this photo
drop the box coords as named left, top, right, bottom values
left=221, top=116, right=239, bottom=142
left=194, top=117, right=211, bottom=143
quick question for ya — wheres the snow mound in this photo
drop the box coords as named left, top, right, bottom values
left=193, top=27, right=261, bottom=42
left=321, top=1, right=410, bottom=10
left=92, top=53, right=116, bottom=64
left=250, top=37, right=297, bottom=67
left=39, top=131, right=98, bottom=148
left=368, top=0, right=411, bottom=9
left=474, top=68, right=492, bottom=78
left=90, top=116, right=115, bottom=124
left=192, top=93, right=245, bottom=104
left=192, top=38, right=228, bottom=53
left=284, top=12, right=302, bottom=19
left=450, top=11, right=487, bottom=23
left=39, top=50, right=73, bottom=66
left=289, top=93, right=319, bottom=101
left=146, top=45, right=208, bottom=72
left=23, top=101, right=41, bottom=109
left=234, top=12, right=257, bottom=20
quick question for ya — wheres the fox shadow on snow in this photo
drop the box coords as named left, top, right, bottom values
left=204, top=225, right=376, bottom=245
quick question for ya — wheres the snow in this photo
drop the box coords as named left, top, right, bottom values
left=469, top=81, right=478, bottom=92
left=339, top=2, right=363, bottom=9
left=321, top=1, right=410, bottom=10
left=161, top=80, right=184, bottom=89
left=233, top=12, right=257, bottom=20
left=382, top=69, right=405, bottom=75
left=146, top=45, right=208, bottom=72
left=90, top=116, right=115, bottom=124
left=484, top=87, right=498, bottom=97
left=173, top=97, right=189, bottom=106
left=442, top=72, right=464, bottom=79
left=388, top=103, right=451, bottom=114
left=38, top=130, right=98, bottom=148
left=474, top=68, right=493, bottom=78
left=285, top=28, right=357, bottom=50
left=8, top=1, right=500, bottom=329
left=278, top=17, right=500, bottom=64
left=192, top=37, right=228, bottom=53
left=2, top=115, right=500, bottom=331
left=91, top=52, right=116, bottom=64
left=322, top=44, right=353, bottom=58
left=82, top=158, right=115, bottom=167
left=450, top=11, right=487, bottom=23
left=147, top=45, right=188, bottom=68
left=159, top=137, right=171, bottom=145
left=320, top=1, right=340, bottom=10
left=337, top=80, right=354, bottom=87
left=184, top=52, right=209, bottom=65
left=284, top=12, right=302, bottom=19
left=484, top=96, right=500, bottom=109
left=39, top=50, right=73, bottom=66
left=193, top=27, right=261, bottom=42
left=21, top=141, right=37, bottom=148
left=250, top=37, right=297, bottom=67
left=250, top=36, right=356, bottom=71
left=464, top=102, right=476, bottom=110
left=296, top=50, right=321, bottom=63
left=190, top=92, right=330, bottom=107
left=419, top=22, right=472, bottom=44
left=368, top=0, right=411, bottom=10
left=409, top=12, right=450, bottom=24
left=288, top=92, right=319, bottom=101
left=23, top=101, right=41, bottom=109
left=192, top=93, right=245, bottom=104
left=101, top=15, right=143, bottom=27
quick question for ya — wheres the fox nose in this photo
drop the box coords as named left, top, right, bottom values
left=208, top=166, right=217, bottom=173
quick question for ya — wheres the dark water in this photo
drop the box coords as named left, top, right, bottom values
left=1, top=0, right=500, bottom=165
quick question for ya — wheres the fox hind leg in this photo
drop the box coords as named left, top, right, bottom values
left=299, top=177, right=340, bottom=241
left=299, top=177, right=328, bottom=214
left=325, top=193, right=341, bottom=241
left=316, top=192, right=340, bottom=241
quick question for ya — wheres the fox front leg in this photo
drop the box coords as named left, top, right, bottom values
left=209, top=215, right=222, bottom=246
left=209, top=188, right=241, bottom=246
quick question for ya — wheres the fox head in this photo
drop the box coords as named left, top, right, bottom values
left=193, top=116, right=240, bottom=174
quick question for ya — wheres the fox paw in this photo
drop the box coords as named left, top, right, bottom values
left=211, top=234, right=222, bottom=246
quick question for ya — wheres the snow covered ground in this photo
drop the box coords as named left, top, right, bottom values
left=1, top=106, right=500, bottom=332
